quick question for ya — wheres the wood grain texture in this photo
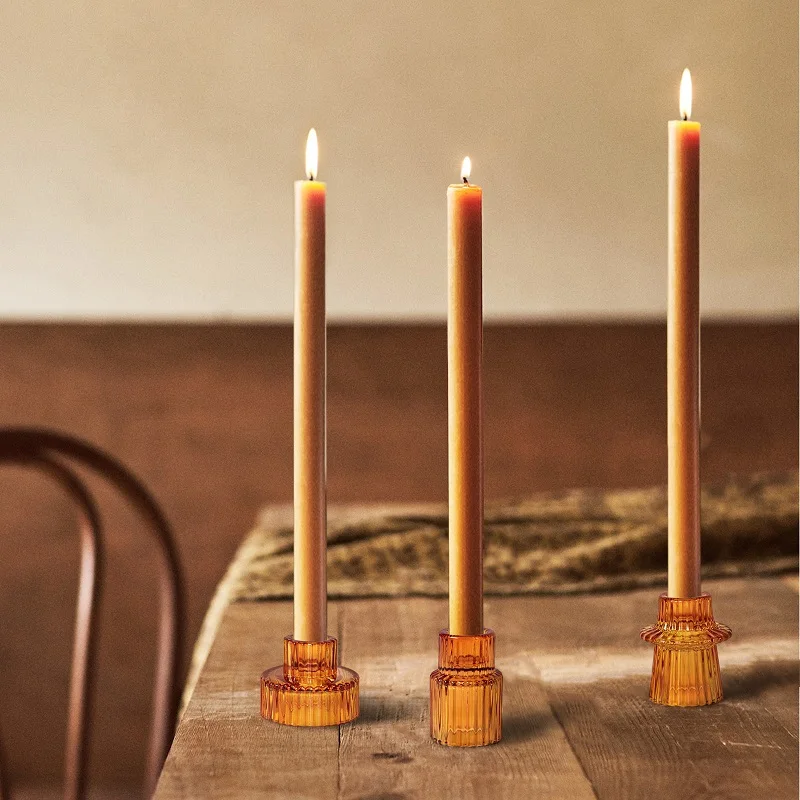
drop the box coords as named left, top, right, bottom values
left=512, top=578, right=799, bottom=800
left=0, top=322, right=795, bottom=790
left=157, top=577, right=797, bottom=800
left=338, top=598, right=596, bottom=800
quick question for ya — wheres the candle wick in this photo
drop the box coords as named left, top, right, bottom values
left=463, top=176, right=468, bottom=184
left=681, top=112, right=688, bottom=122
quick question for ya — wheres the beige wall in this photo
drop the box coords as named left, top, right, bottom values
left=0, top=1, right=796, bottom=320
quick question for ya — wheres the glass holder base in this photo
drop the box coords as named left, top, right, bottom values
left=261, top=636, right=359, bottom=726
left=430, top=629, right=503, bottom=746
left=641, top=593, right=731, bottom=707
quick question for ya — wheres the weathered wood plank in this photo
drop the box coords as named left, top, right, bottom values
left=337, top=597, right=597, bottom=800
left=158, top=578, right=798, bottom=799
left=547, top=676, right=797, bottom=800
left=531, top=579, right=799, bottom=800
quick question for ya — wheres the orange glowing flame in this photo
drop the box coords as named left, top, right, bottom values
left=680, top=68, right=692, bottom=121
left=305, top=128, right=318, bottom=180
left=461, top=156, right=472, bottom=183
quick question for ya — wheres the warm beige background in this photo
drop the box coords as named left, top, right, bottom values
left=0, top=1, right=796, bottom=319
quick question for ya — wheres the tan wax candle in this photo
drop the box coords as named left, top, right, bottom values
left=294, top=129, right=327, bottom=641
left=667, top=70, right=701, bottom=598
left=448, top=157, right=484, bottom=636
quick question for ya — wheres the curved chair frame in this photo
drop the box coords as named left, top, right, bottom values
left=0, top=428, right=184, bottom=800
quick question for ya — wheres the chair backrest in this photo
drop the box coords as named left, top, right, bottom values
left=0, top=428, right=184, bottom=800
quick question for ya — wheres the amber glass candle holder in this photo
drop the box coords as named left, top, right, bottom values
left=261, top=636, right=359, bottom=726
left=430, top=629, right=502, bottom=746
left=641, top=593, right=731, bottom=706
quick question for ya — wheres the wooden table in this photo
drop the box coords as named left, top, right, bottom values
left=156, top=574, right=798, bottom=799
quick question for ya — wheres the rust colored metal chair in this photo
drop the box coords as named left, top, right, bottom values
left=0, top=427, right=184, bottom=800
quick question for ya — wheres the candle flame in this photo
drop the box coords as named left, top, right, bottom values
left=305, top=128, right=318, bottom=180
left=461, top=156, right=472, bottom=183
left=679, top=68, right=692, bottom=121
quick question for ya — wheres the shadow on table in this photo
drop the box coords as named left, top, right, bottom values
left=356, top=694, right=425, bottom=725
left=723, top=660, right=799, bottom=701
left=355, top=695, right=558, bottom=745
left=501, top=710, right=557, bottom=744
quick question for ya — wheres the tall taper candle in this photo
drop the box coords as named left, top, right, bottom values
left=294, top=128, right=327, bottom=641
left=667, top=70, right=701, bottom=598
left=448, top=157, right=484, bottom=635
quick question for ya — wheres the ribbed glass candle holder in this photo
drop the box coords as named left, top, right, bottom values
left=261, top=637, right=359, bottom=726
left=430, top=629, right=502, bottom=746
left=641, top=593, right=731, bottom=706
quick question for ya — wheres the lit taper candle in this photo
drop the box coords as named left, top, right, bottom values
left=294, top=128, right=327, bottom=641
left=448, top=156, right=484, bottom=635
left=667, top=69, right=701, bottom=599
left=641, top=69, right=730, bottom=708
left=260, top=130, right=359, bottom=727
left=431, top=158, right=501, bottom=746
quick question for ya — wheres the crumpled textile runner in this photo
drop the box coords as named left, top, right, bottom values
left=234, top=472, right=797, bottom=600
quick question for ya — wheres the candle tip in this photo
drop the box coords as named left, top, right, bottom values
left=680, top=68, right=692, bottom=121
left=461, top=156, right=472, bottom=183
left=305, top=128, right=318, bottom=181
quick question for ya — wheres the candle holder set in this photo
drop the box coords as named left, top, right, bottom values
left=261, top=141, right=503, bottom=745
left=261, top=67, right=731, bottom=744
